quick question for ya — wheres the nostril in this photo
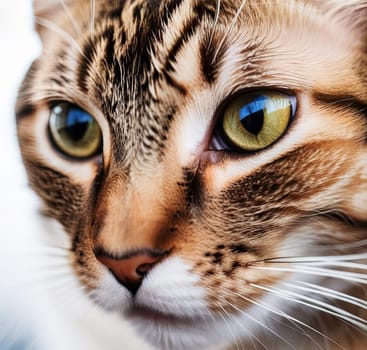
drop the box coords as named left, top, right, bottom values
left=136, top=263, right=153, bottom=276
left=95, top=248, right=169, bottom=294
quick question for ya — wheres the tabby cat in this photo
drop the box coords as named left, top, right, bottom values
left=16, top=0, right=367, bottom=349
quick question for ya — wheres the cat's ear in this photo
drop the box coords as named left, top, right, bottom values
left=33, top=0, right=76, bottom=40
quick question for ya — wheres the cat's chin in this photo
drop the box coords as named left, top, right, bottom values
left=126, top=304, right=211, bottom=330
left=125, top=304, right=224, bottom=350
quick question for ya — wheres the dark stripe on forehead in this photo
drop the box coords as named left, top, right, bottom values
left=98, top=0, right=127, bottom=20
left=122, top=1, right=186, bottom=73
left=163, top=71, right=187, bottom=95
left=193, top=2, right=218, bottom=19
left=104, top=26, right=116, bottom=68
left=147, top=0, right=185, bottom=37
left=164, top=12, right=204, bottom=73
left=78, top=37, right=97, bottom=94
left=76, top=0, right=219, bottom=97
left=200, top=32, right=226, bottom=84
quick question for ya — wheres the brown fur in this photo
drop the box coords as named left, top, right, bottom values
left=17, top=0, right=367, bottom=349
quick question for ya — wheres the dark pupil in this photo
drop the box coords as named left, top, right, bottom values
left=239, top=96, right=266, bottom=135
left=241, top=111, right=264, bottom=135
left=65, top=122, right=89, bottom=141
left=63, top=108, right=91, bottom=141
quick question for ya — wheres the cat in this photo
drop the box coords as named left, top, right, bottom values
left=15, top=0, right=367, bottom=349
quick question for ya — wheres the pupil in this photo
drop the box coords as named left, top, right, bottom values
left=241, top=111, right=264, bottom=135
left=63, top=108, right=92, bottom=142
left=65, top=122, right=89, bottom=141
left=238, top=96, right=266, bottom=136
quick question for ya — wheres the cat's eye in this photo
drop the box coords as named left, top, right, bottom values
left=216, top=91, right=296, bottom=151
left=48, top=102, right=102, bottom=159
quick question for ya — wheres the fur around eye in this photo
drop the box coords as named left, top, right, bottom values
left=48, top=102, right=102, bottom=159
left=215, top=91, right=296, bottom=152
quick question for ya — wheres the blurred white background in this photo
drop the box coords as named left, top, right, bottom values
left=0, top=2, right=45, bottom=348
left=0, top=1, right=40, bottom=219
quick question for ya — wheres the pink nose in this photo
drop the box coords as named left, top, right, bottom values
left=96, top=250, right=166, bottom=294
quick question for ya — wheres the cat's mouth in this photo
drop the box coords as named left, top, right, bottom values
left=125, top=302, right=221, bottom=349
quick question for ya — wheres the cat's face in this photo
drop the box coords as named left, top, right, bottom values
left=16, top=0, right=367, bottom=349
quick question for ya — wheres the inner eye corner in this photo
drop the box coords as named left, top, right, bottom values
left=48, top=101, right=103, bottom=160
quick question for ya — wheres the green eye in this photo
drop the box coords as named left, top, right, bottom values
left=49, top=102, right=102, bottom=159
left=221, top=91, right=296, bottom=151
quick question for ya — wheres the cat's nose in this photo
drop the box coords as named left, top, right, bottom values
left=95, top=250, right=167, bottom=294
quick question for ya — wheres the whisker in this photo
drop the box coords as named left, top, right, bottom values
left=59, top=0, right=83, bottom=37
left=227, top=289, right=346, bottom=349
left=261, top=253, right=367, bottom=264
left=34, top=16, right=84, bottom=56
left=90, top=0, right=96, bottom=34
left=207, top=0, right=221, bottom=52
left=228, top=300, right=296, bottom=350
left=299, top=261, right=367, bottom=270
left=250, top=265, right=367, bottom=284
left=250, top=283, right=367, bottom=331
left=333, top=239, right=367, bottom=250
left=5, top=261, right=71, bottom=272
left=3, top=251, right=70, bottom=260
left=3, top=264, right=71, bottom=286
left=294, top=281, right=367, bottom=310
left=218, top=304, right=244, bottom=350
left=256, top=305, right=325, bottom=350
left=221, top=285, right=329, bottom=350
left=208, top=288, right=299, bottom=350
left=206, top=290, right=268, bottom=350
left=212, top=0, right=248, bottom=64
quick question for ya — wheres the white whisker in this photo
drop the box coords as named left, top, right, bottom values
left=307, top=261, right=367, bottom=270
left=262, top=252, right=367, bottom=264
left=219, top=304, right=244, bottom=350
left=3, top=272, right=74, bottom=292
left=227, top=289, right=346, bottom=349
left=207, top=290, right=268, bottom=350
left=207, top=0, right=221, bottom=52
left=59, top=0, right=83, bottom=37
left=251, top=283, right=367, bottom=331
left=90, top=0, right=96, bottom=34
left=295, top=281, right=367, bottom=310
left=212, top=0, right=247, bottom=63
left=34, top=16, right=84, bottom=56
left=228, top=299, right=295, bottom=350
left=261, top=307, right=325, bottom=350
left=250, top=266, right=367, bottom=284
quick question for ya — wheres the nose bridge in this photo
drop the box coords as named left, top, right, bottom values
left=93, top=166, right=174, bottom=254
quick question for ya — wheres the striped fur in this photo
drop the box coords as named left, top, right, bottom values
left=16, top=1, right=367, bottom=349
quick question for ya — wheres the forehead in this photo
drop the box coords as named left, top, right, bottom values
left=43, top=0, right=354, bottom=97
